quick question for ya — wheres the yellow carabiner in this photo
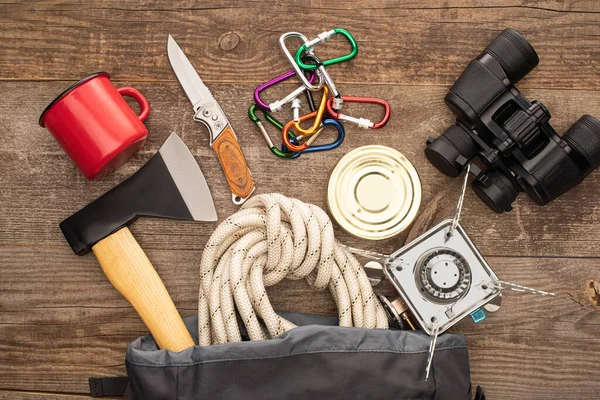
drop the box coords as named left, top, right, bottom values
left=292, top=85, right=329, bottom=136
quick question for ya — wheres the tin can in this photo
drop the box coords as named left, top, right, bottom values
left=327, top=145, right=421, bottom=240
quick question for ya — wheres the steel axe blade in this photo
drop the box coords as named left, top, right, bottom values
left=61, top=133, right=217, bottom=255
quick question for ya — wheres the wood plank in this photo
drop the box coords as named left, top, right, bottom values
left=2, top=82, right=600, bottom=257
left=0, top=244, right=598, bottom=397
left=0, top=1, right=599, bottom=89
left=0, top=391, right=107, bottom=399
left=2, top=1, right=600, bottom=398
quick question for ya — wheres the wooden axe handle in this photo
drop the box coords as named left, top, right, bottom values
left=92, top=227, right=194, bottom=351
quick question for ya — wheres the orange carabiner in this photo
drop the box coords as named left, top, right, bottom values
left=292, top=85, right=329, bottom=136
left=282, top=110, right=326, bottom=152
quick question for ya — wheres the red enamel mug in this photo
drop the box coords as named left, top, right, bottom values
left=39, top=72, right=150, bottom=180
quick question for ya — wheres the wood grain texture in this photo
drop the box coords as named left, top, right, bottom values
left=1, top=1, right=600, bottom=88
left=1, top=247, right=598, bottom=397
left=211, top=125, right=255, bottom=200
left=0, top=391, right=116, bottom=399
left=1, top=1, right=600, bottom=398
left=3, top=82, right=599, bottom=257
left=92, top=227, right=194, bottom=351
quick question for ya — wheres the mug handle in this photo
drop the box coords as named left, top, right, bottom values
left=117, top=87, right=150, bottom=122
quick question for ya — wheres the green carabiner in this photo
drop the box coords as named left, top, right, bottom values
left=249, top=104, right=297, bottom=158
left=294, top=28, right=358, bottom=70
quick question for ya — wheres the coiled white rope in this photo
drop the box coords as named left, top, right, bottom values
left=198, top=193, right=388, bottom=345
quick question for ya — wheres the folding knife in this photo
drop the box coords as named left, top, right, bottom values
left=167, top=35, right=255, bottom=205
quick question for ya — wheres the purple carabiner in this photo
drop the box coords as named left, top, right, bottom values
left=254, top=70, right=316, bottom=112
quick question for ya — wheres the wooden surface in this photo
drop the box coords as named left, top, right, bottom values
left=1, top=1, right=599, bottom=398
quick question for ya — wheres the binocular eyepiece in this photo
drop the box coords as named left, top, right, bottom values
left=426, top=28, right=600, bottom=213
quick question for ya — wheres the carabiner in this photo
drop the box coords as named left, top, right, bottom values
left=249, top=104, right=296, bottom=158
left=282, top=110, right=322, bottom=152
left=325, top=96, right=391, bottom=129
left=301, top=54, right=343, bottom=110
left=291, top=84, right=329, bottom=136
left=279, top=32, right=324, bottom=91
left=284, top=118, right=345, bottom=159
left=294, top=28, right=358, bottom=70
left=254, top=69, right=316, bottom=112
left=250, top=104, right=344, bottom=159
left=283, top=109, right=346, bottom=153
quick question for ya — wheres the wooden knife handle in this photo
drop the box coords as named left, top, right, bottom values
left=92, top=227, right=194, bottom=352
left=212, top=125, right=255, bottom=203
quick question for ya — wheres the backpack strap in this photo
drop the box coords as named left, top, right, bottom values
left=474, top=385, right=486, bottom=400
left=89, top=376, right=129, bottom=397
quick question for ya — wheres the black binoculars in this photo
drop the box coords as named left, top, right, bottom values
left=426, top=28, right=600, bottom=213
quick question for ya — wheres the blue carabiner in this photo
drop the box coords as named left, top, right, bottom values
left=282, top=118, right=345, bottom=159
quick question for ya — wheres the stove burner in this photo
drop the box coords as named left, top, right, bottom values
left=415, top=248, right=471, bottom=303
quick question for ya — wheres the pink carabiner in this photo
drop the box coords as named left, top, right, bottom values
left=326, top=96, right=390, bottom=129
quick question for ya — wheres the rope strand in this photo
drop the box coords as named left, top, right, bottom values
left=198, top=193, right=388, bottom=345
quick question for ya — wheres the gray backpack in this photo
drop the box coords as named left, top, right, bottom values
left=90, top=313, right=478, bottom=399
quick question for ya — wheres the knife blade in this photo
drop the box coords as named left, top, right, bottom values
left=167, top=35, right=256, bottom=205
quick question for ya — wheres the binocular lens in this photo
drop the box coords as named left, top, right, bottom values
left=484, top=28, right=539, bottom=84
left=472, top=170, right=520, bottom=213
left=563, top=115, right=600, bottom=173
left=425, top=124, right=478, bottom=177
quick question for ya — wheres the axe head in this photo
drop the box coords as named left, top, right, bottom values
left=60, top=133, right=217, bottom=255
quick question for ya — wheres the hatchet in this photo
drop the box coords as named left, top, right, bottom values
left=60, top=133, right=217, bottom=351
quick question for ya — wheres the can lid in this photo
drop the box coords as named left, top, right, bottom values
left=327, top=145, right=421, bottom=240
left=39, top=72, right=110, bottom=127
